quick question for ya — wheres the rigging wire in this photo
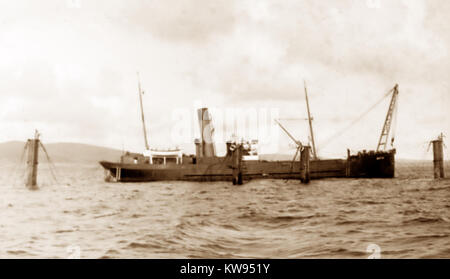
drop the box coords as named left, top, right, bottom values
left=318, top=87, right=395, bottom=151
left=39, top=142, right=59, bottom=184
left=11, top=142, right=29, bottom=186
left=284, top=146, right=302, bottom=183
left=7, top=138, right=60, bottom=187
left=289, top=146, right=300, bottom=173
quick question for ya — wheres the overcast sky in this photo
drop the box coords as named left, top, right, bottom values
left=0, top=0, right=449, bottom=159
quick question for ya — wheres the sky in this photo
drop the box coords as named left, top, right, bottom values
left=0, top=0, right=449, bottom=159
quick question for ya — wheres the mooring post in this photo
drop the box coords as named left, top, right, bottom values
left=300, top=146, right=311, bottom=184
left=232, top=144, right=243, bottom=185
left=346, top=149, right=351, bottom=177
left=432, top=134, right=445, bottom=179
left=115, top=167, right=121, bottom=182
left=26, top=131, right=40, bottom=190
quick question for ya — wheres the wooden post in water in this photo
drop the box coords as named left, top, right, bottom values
left=432, top=134, right=445, bottom=179
left=231, top=144, right=243, bottom=185
left=26, top=130, right=40, bottom=190
left=115, top=167, right=121, bottom=182
left=346, top=149, right=351, bottom=177
left=300, top=146, right=311, bottom=184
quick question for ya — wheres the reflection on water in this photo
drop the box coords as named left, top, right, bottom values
left=0, top=162, right=449, bottom=258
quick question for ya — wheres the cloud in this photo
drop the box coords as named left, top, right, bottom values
left=83, top=0, right=238, bottom=44
left=0, top=0, right=449, bottom=159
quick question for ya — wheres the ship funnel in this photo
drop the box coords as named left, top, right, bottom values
left=197, top=108, right=216, bottom=157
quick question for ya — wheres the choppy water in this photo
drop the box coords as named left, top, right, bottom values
left=0, top=162, right=449, bottom=258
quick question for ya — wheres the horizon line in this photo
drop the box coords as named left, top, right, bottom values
left=0, top=140, right=447, bottom=162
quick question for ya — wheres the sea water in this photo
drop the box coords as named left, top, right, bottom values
left=0, top=162, right=449, bottom=258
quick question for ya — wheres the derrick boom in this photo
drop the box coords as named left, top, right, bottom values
left=376, top=84, right=399, bottom=151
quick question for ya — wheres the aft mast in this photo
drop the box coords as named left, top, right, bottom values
left=137, top=72, right=150, bottom=151
left=304, top=81, right=318, bottom=160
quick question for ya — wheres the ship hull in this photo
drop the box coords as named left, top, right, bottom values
left=100, top=149, right=395, bottom=182
left=347, top=149, right=395, bottom=178
left=99, top=158, right=348, bottom=183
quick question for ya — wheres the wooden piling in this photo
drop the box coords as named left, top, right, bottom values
left=300, top=146, right=311, bottom=183
left=345, top=149, right=351, bottom=177
left=232, top=144, right=243, bottom=185
left=116, top=167, right=122, bottom=182
left=26, top=132, right=40, bottom=189
left=432, top=135, right=445, bottom=179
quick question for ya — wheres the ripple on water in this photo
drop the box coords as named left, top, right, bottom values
left=402, top=216, right=447, bottom=225
left=1, top=164, right=449, bottom=258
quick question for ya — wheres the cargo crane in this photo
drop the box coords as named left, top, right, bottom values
left=274, top=119, right=310, bottom=183
left=274, top=119, right=303, bottom=163
left=345, top=84, right=399, bottom=178
left=376, top=84, right=399, bottom=151
left=276, top=81, right=318, bottom=160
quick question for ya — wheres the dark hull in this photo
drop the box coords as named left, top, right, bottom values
left=100, top=149, right=395, bottom=182
left=347, top=149, right=396, bottom=178
left=99, top=158, right=347, bottom=183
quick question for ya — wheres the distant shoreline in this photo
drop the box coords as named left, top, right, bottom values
left=0, top=141, right=448, bottom=164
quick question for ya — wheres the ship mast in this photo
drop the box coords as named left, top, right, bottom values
left=137, top=72, right=150, bottom=150
left=304, top=81, right=317, bottom=160
left=376, top=84, right=399, bottom=151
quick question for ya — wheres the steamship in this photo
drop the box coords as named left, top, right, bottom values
left=99, top=78, right=398, bottom=183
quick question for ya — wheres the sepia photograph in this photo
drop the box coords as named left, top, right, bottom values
left=0, top=0, right=449, bottom=265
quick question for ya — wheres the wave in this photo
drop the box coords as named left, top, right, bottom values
left=220, top=224, right=240, bottom=231
left=427, top=186, right=450, bottom=191
left=410, top=234, right=449, bottom=240
left=272, top=213, right=327, bottom=222
left=6, top=250, right=30, bottom=255
left=130, top=214, right=145, bottom=218
left=403, top=217, right=447, bottom=225
left=3, top=166, right=450, bottom=259
left=303, top=248, right=367, bottom=258
left=402, top=209, right=422, bottom=215
left=126, top=242, right=164, bottom=250
left=93, top=212, right=119, bottom=219
left=54, top=229, right=75, bottom=234
left=358, top=199, right=386, bottom=205
left=335, top=220, right=372, bottom=226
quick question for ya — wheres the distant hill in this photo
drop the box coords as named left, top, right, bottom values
left=0, top=141, right=123, bottom=165
left=0, top=141, right=291, bottom=165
